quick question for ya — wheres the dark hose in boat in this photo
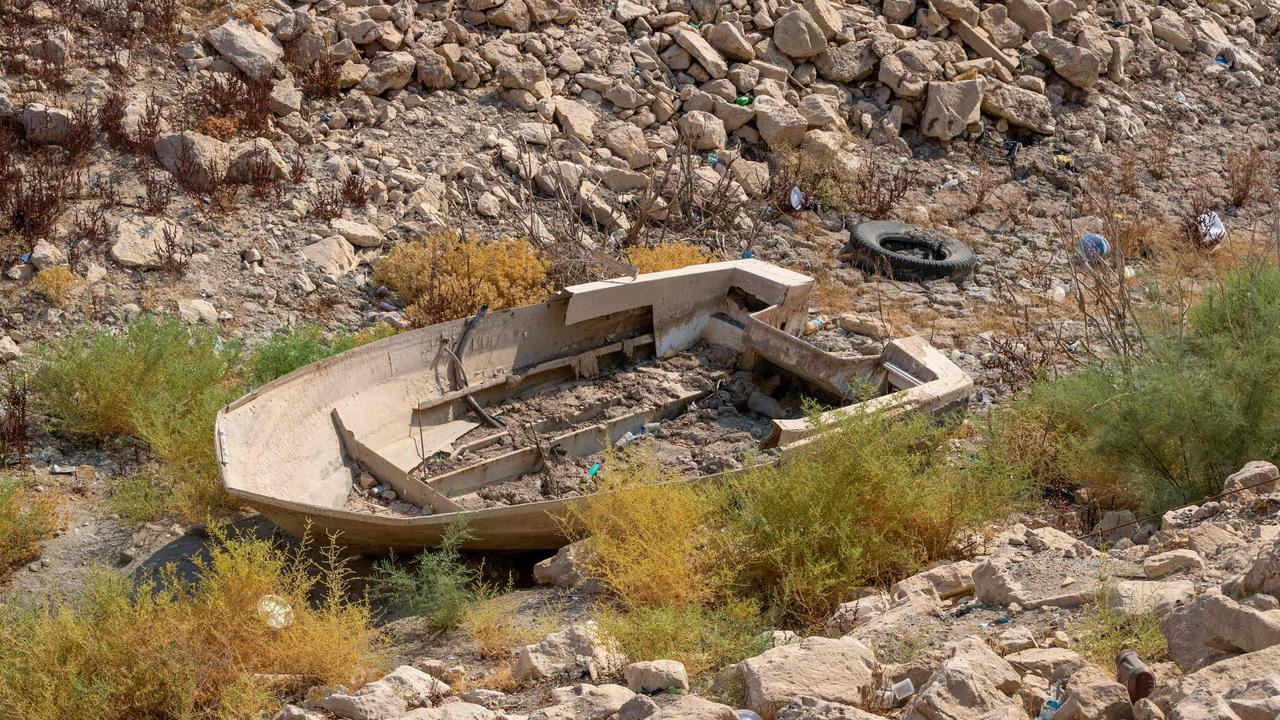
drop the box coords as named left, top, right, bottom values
left=454, top=305, right=503, bottom=429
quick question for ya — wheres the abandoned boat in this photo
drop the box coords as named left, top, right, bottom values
left=215, top=260, right=972, bottom=551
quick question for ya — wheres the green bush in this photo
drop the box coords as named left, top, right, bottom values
left=727, top=408, right=1029, bottom=627
left=29, top=317, right=243, bottom=519
left=371, top=520, right=478, bottom=630
left=105, top=469, right=173, bottom=528
left=594, top=600, right=767, bottom=680
left=1007, top=264, right=1280, bottom=514
left=1077, top=591, right=1167, bottom=669
left=248, top=326, right=353, bottom=387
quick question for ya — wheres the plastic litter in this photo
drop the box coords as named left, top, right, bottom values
left=588, top=463, right=601, bottom=477
left=937, top=178, right=960, bottom=191
left=735, top=95, right=752, bottom=106
left=891, top=679, right=915, bottom=700
left=1195, top=211, right=1226, bottom=247
left=1076, top=233, right=1111, bottom=262
left=706, top=152, right=720, bottom=165
left=789, top=186, right=805, bottom=211
left=633, top=66, right=642, bottom=74
left=322, top=114, right=332, bottom=122
left=740, top=249, right=754, bottom=259
left=735, top=711, right=762, bottom=720
left=1038, top=679, right=1066, bottom=719
left=50, top=464, right=76, bottom=475
left=257, top=594, right=295, bottom=630
left=615, top=431, right=636, bottom=448
left=995, top=615, right=1010, bottom=624
left=19, top=253, right=30, bottom=263
left=378, top=299, right=397, bottom=311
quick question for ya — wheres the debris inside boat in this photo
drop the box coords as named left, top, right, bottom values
left=215, top=260, right=973, bottom=551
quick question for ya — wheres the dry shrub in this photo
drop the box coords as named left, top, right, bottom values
left=0, top=475, right=61, bottom=573
left=194, top=70, right=274, bottom=139
left=373, top=232, right=551, bottom=328
left=1226, top=146, right=1266, bottom=209
left=625, top=241, right=710, bottom=273
left=559, top=444, right=729, bottom=610
left=0, top=528, right=388, bottom=720
left=0, top=372, right=32, bottom=468
left=199, top=115, right=239, bottom=141
left=460, top=585, right=556, bottom=660
left=30, top=266, right=82, bottom=307
left=310, top=186, right=345, bottom=221
left=341, top=174, right=369, bottom=207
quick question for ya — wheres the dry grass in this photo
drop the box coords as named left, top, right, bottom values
left=0, top=475, right=62, bottom=574
left=374, top=232, right=551, bottom=328
left=460, top=585, right=559, bottom=661
left=0, top=527, right=388, bottom=720
left=30, top=266, right=81, bottom=307
left=1226, top=146, right=1267, bottom=209
left=625, top=241, right=710, bottom=273
left=558, top=444, right=730, bottom=611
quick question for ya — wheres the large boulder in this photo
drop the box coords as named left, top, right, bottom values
left=903, top=637, right=1021, bottom=720
left=530, top=684, right=634, bottom=720
left=512, top=623, right=621, bottom=682
left=205, top=18, right=283, bottom=78
left=814, top=40, right=876, bottom=83
left=751, top=96, right=807, bottom=148
left=19, top=104, right=75, bottom=145
left=1223, top=461, right=1279, bottom=497
left=1030, top=32, right=1101, bottom=89
left=357, top=51, right=416, bottom=94
left=110, top=217, right=182, bottom=269
left=670, top=24, right=728, bottom=78
left=981, top=80, right=1056, bottom=134
left=1144, top=549, right=1204, bottom=579
left=1224, top=534, right=1280, bottom=599
left=773, top=8, right=827, bottom=59
left=878, top=43, right=941, bottom=99
left=1157, top=644, right=1280, bottom=718
left=1053, top=666, right=1132, bottom=720
left=1004, top=648, right=1087, bottom=682
left=1105, top=580, right=1194, bottom=618
left=323, top=681, right=408, bottom=720
left=533, top=540, right=603, bottom=591
left=624, top=660, right=689, bottom=693
left=920, top=80, right=982, bottom=141
left=776, top=697, right=882, bottom=720
left=155, top=131, right=230, bottom=190
left=301, top=235, right=359, bottom=277
left=679, top=111, right=727, bottom=150
left=650, top=696, right=737, bottom=720
left=736, top=637, right=879, bottom=719
left=706, top=22, right=755, bottom=61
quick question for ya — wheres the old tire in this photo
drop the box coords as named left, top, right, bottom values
left=845, top=221, right=977, bottom=280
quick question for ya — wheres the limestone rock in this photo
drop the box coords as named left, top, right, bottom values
left=530, top=684, right=634, bottom=720
left=751, top=96, right=807, bottom=147
left=737, top=636, right=879, bottom=719
left=776, top=697, right=882, bottom=720
left=358, top=51, right=415, bottom=94
left=773, top=8, right=828, bottom=59
left=1223, top=461, right=1279, bottom=497
left=679, top=110, right=727, bottom=149
left=707, top=22, right=755, bottom=61
left=110, top=217, right=182, bottom=269
left=1005, top=648, right=1086, bottom=682
left=1054, top=666, right=1132, bottom=720
left=533, top=541, right=602, bottom=591
left=814, top=40, right=876, bottom=83
left=1105, top=580, right=1194, bottom=618
left=624, top=660, right=689, bottom=693
left=512, top=623, right=621, bottom=682
left=205, top=18, right=283, bottom=78
left=1225, top=534, right=1280, bottom=599
left=19, top=104, right=74, bottom=145
left=1030, top=32, right=1101, bottom=89
left=920, top=80, right=982, bottom=140
left=1144, top=549, right=1204, bottom=579
left=671, top=24, right=729, bottom=78
left=155, top=131, right=230, bottom=191
left=323, top=681, right=408, bottom=720
left=904, top=637, right=1021, bottom=720
left=981, top=80, right=1055, bottom=134
left=649, top=696, right=737, bottom=720
left=302, top=235, right=359, bottom=277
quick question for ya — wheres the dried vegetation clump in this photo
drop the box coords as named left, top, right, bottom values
left=373, top=231, right=551, bottom=327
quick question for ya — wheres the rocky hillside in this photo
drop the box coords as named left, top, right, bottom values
left=275, top=461, right=1280, bottom=720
